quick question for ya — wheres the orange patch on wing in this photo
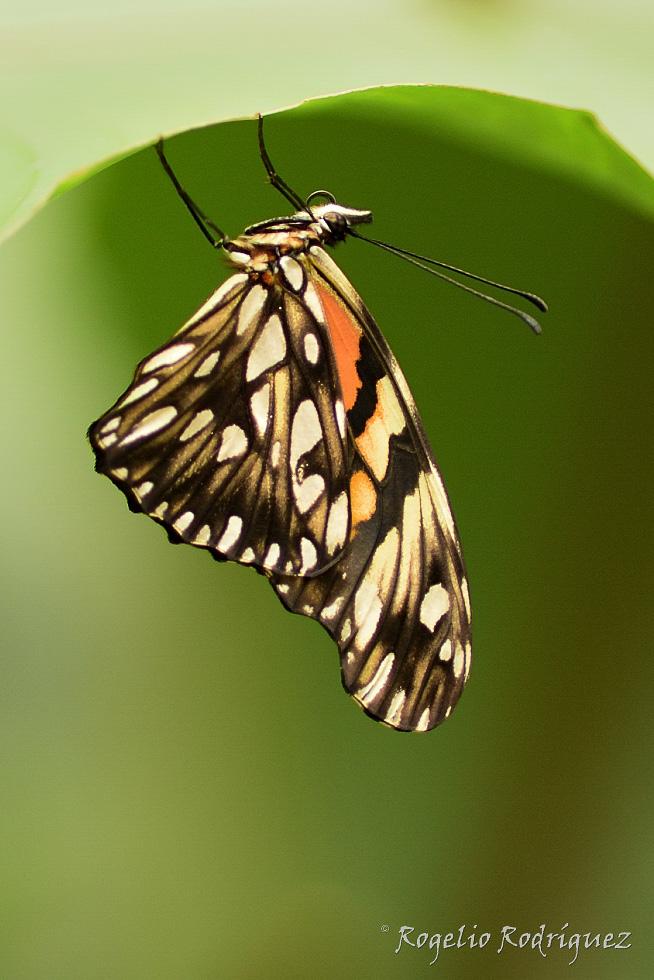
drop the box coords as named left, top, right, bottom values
left=314, top=281, right=362, bottom=411
left=350, top=469, right=377, bottom=531
left=356, top=376, right=405, bottom=482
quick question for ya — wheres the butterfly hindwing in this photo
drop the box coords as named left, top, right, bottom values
left=89, top=265, right=352, bottom=576
left=270, top=248, right=472, bottom=731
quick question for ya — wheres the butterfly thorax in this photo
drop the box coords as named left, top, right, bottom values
left=222, top=202, right=372, bottom=281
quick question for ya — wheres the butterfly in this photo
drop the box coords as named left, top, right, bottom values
left=89, top=116, right=546, bottom=732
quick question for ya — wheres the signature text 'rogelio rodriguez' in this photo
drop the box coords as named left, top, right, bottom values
left=391, top=922, right=632, bottom=967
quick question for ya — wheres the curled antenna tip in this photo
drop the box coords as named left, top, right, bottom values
left=524, top=292, right=548, bottom=314
left=524, top=313, right=543, bottom=335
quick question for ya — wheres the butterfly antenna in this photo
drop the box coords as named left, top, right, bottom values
left=155, top=139, right=227, bottom=248
left=351, top=230, right=547, bottom=334
left=257, top=114, right=315, bottom=218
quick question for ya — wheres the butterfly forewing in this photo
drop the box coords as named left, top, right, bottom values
left=89, top=266, right=352, bottom=576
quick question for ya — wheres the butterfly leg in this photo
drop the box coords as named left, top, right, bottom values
left=155, top=139, right=227, bottom=249
left=256, top=114, right=313, bottom=216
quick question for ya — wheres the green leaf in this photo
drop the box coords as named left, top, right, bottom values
left=2, top=12, right=653, bottom=974
left=292, top=87, right=654, bottom=222
left=2, top=85, right=654, bottom=250
left=2, top=0, right=654, bottom=244
left=2, top=60, right=653, bottom=978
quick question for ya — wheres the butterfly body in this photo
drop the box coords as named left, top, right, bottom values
left=90, top=198, right=471, bottom=731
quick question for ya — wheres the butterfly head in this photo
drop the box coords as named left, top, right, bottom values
left=242, top=200, right=372, bottom=245
left=302, top=195, right=373, bottom=243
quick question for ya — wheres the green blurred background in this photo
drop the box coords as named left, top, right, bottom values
left=1, top=88, right=653, bottom=979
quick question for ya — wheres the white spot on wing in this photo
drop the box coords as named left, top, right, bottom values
left=250, top=383, right=271, bottom=438
left=464, top=641, right=472, bottom=681
left=335, top=400, right=346, bottom=440
left=134, top=481, right=153, bottom=500
left=354, top=583, right=383, bottom=651
left=453, top=643, right=465, bottom=679
left=246, top=314, right=286, bottom=380
left=217, top=424, right=248, bottom=462
left=100, top=417, right=120, bottom=434
left=303, top=281, right=325, bottom=323
left=427, top=465, right=457, bottom=544
left=290, top=400, right=325, bottom=514
left=240, top=548, right=255, bottom=563
left=120, top=406, right=178, bottom=445
left=303, top=332, right=319, bottom=364
left=111, top=467, right=128, bottom=479
left=419, top=583, right=450, bottom=633
left=294, top=474, right=325, bottom=514
left=194, top=524, right=211, bottom=545
left=237, top=284, right=267, bottom=336
left=326, top=492, right=348, bottom=555
left=180, top=409, right=214, bottom=442
left=194, top=350, right=220, bottom=377
left=173, top=511, right=194, bottom=533
left=385, top=689, right=406, bottom=727
left=290, top=400, right=322, bottom=472
left=416, top=707, right=431, bottom=732
left=271, top=441, right=281, bottom=468
left=353, top=527, right=399, bottom=650
left=264, top=542, right=280, bottom=567
left=386, top=488, right=417, bottom=623
left=152, top=501, right=168, bottom=519
left=300, top=537, right=317, bottom=574
left=439, top=639, right=452, bottom=662
left=280, top=255, right=304, bottom=291
left=216, top=515, right=242, bottom=552
left=358, top=652, right=395, bottom=706
left=117, top=377, right=159, bottom=408
left=320, top=596, right=345, bottom=623
left=142, top=343, right=194, bottom=374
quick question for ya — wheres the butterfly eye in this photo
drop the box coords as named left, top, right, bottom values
left=324, top=210, right=345, bottom=226
left=323, top=211, right=348, bottom=238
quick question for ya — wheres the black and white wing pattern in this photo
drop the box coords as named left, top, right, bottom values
left=269, top=248, right=472, bottom=731
left=89, top=271, right=352, bottom=576
left=90, top=208, right=473, bottom=731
